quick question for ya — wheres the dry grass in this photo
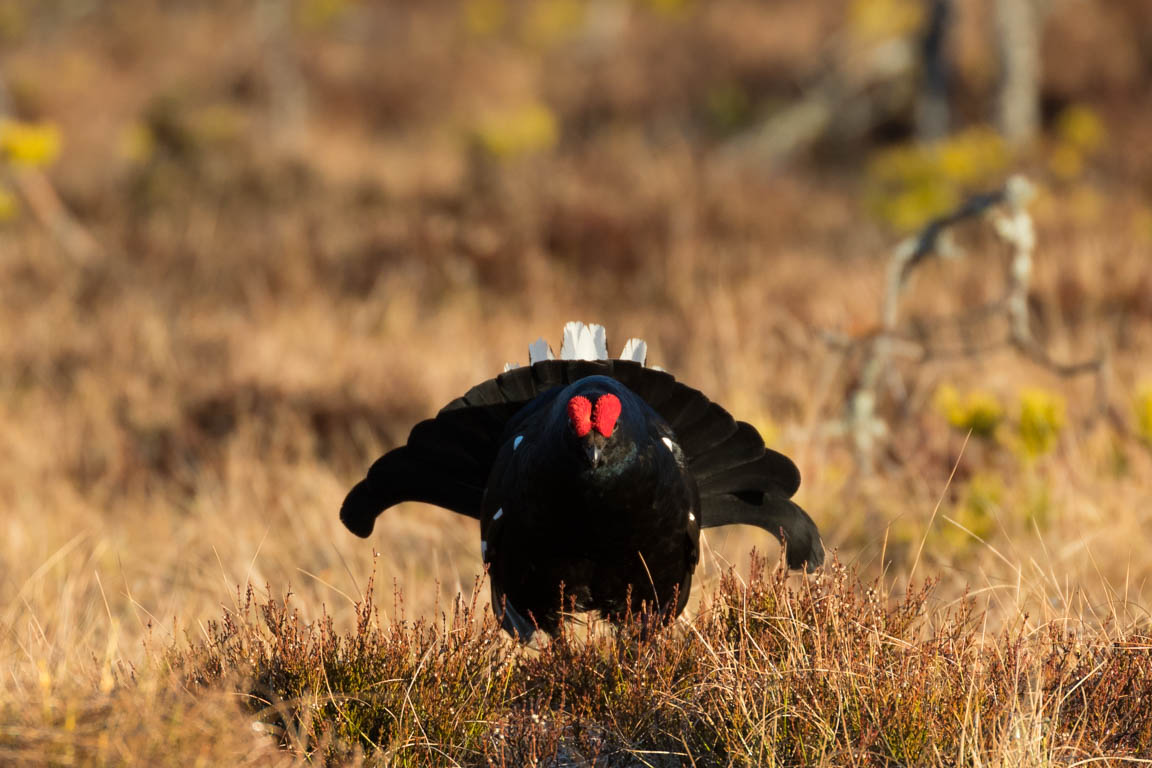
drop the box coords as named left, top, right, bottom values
left=2, top=0, right=1152, bottom=764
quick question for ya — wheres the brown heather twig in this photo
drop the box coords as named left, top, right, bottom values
left=164, top=554, right=1152, bottom=766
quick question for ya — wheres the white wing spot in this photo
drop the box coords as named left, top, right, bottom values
left=661, top=437, right=676, bottom=452
left=513, top=435, right=523, bottom=451
left=493, top=507, right=504, bottom=521
left=481, top=540, right=488, bottom=558
left=688, top=512, right=696, bottom=522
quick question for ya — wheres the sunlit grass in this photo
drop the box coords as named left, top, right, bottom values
left=2, top=0, right=1151, bottom=764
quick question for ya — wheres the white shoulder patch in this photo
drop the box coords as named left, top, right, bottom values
left=504, top=362, right=520, bottom=372
left=513, top=436, right=523, bottom=450
left=620, top=338, right=647, bottom=364
left=528, top=338, right=554, bottom=364
left=493, top=507, right=504, bottom=520
left=661, top=437, right=676, bottom=452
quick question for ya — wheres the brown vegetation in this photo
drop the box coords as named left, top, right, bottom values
left=2, top=0, right=1152, bottom=764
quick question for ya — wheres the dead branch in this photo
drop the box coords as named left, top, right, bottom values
left=832, top=174, right=1107, bottom=473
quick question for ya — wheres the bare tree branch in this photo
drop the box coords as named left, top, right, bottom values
left=829, top=175, right=1107, bottom=473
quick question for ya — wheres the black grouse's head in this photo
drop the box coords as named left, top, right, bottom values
left=558, top=376, right=641, bottom=470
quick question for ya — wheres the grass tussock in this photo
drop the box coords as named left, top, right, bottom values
left=160, top=554, right=1152, bottom=766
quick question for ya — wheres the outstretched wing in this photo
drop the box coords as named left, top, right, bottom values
left=606, top=364, right=823, bottom=570
left=339, top=399, right=523, bottom=535
left=341, top=358, right=822, bottom=571
left=339, top=359, right=609, bottom=536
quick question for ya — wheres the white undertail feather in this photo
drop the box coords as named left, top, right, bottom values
left=509, top=323, right=650, bottom=369
left=590, top=324, right=608, bottom=359
left=528, top=337, right=554, bottom=364
left=560, top=321, right=608, bottom=361
left=619, top=338, right=647, bottom=365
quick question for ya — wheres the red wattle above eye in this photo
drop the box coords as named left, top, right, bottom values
left=567, top=396, right=593, bottom=437
left=592, top=394, right=621, bottom=437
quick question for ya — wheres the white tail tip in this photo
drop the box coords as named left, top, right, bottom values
left=620, top=338, right=647, bottom=365
left=559, top=321, right=607, bottom=361
left=528, top=337, right=554, bottom=364
left=526, top=322, right=651, bottom=367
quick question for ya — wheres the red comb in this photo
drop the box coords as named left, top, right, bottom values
left=567, top=396, right=593, bottom=437
left=592, top=394, right=621, bottom=438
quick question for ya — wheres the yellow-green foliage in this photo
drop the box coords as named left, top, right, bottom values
left=866, top=127, right=1008, bottom=231
left=524, top=0, right=584, bottom=46
left=642, top=0, right=692, bottom=17
left=1136, top=385, right=1152, bottom=447
left=705, top=83, right=751, bottom=130
left=473, top=103, right=558, bottom=159
left=0, top=119, right=62, bottom=167
left=296, top=0, right=355, bottom=29
left=0, top=185, right=16, bottom=222
left=464, top=0, right=506, bottom=37
left=1016, top=388, right=1065, bottom=459
left=849, top=0, right=923, bottom=42
left=935, top=385, right=1003, bottom=439
left=0, top=0, right=25, bottom=41
left=946, top=472, right=1001, bottom=548
left=1134, top=206, right=1152, bottom=245
left=184, top=104, right=248, bottom=147
left=119, top=121, right=156, bottom=164
left=1025, top=481, right=1051, bottom=530
left=1048, top=104, right=1106, bottom=181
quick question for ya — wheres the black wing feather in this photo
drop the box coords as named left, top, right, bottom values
left=700, top=493, right=824, bottom=570
left=696, top=453, right=793, bottom=496
left=609, top=362, right=679, bottom=411
left=460, top=377, right=505, bottom=408
left=495, top=368, right=539, bottom=403
left=340, top=447, right=486, bottom=536
left=602, top=366, right=819, bottom=567
left=688, top=422, right=766, bottom=480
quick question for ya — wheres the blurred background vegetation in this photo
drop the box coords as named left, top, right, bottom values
left=2, top=0, right=1152, bottom=758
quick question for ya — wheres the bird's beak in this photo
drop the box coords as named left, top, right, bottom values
left=585, top=441, right=602, bottom=467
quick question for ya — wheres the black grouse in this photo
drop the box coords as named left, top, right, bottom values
left=340, top=323, right=823, bottom=639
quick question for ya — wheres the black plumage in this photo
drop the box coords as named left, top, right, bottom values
left=341, top=344, right=824, bottom=639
